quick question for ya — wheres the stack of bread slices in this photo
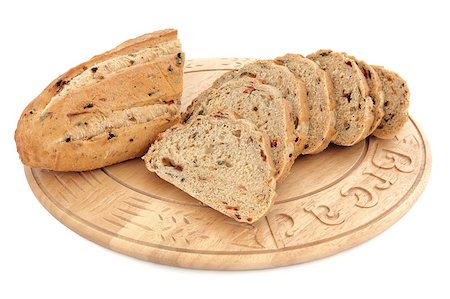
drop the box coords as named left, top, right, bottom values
left=144, top=50, right=410, bottom=223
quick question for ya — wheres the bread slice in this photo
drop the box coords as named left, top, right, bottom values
left=143, top=111, right=277, bottom=224
left=343, top=55, right=385, bottom=134
left=307, top=50, right=374, bottom=146
left=275, top=54, right=336, bottom=154
left=183, top=78, right=296, bottom=181
left=15, top=29, right=184, bottom=171
left=211, top=60, right=309, bottom=156
left=372, top=66, right=410, bottom=139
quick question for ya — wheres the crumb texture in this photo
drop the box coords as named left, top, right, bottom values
left=183, top=78, right=295, bottom=181
left=211, top=60, right=309, bottom=156
left=144, top=112, right=277, bottom=223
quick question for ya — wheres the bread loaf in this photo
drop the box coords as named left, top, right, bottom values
left=15, top=29, right=184, bottom=171
left=143, top=111, right=277, bottom=224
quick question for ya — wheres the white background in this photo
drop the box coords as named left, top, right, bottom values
left=1, top=0, right=448, bottom=298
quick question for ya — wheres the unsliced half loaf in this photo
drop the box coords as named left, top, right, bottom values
left=211, top=60, right=309, bottom=156
left=275, top=54, right=336, bottom=154
left=307, top=50, right=374, bottom=146
left=15, top=29, right=184, bottom=171
left=183, top=78, right=296, bottom=181
left=143, top=112, right=277, bottom=224
left=372, top=66, right=410, bottom=139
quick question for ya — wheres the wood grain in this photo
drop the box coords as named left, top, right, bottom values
left=24, top=58, right=432, bottom=270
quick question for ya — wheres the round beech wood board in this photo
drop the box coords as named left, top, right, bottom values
left=25, top=58, right=432, bottom=270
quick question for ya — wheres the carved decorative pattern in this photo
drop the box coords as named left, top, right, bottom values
left=341, top=185, right=378, bottom=208
left=363, top=169, right=397, bottom=190
left=304, top=135, right=424, bottom=227
left=304, top=204, right=346, bottom=226
left=372, top=140, right=418, bottom=173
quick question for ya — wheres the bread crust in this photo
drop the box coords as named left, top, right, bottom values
left=15, top=29, right=184, bottom=171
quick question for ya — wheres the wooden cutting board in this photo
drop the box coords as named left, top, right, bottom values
left=25, top=58, right=431, bottom=270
